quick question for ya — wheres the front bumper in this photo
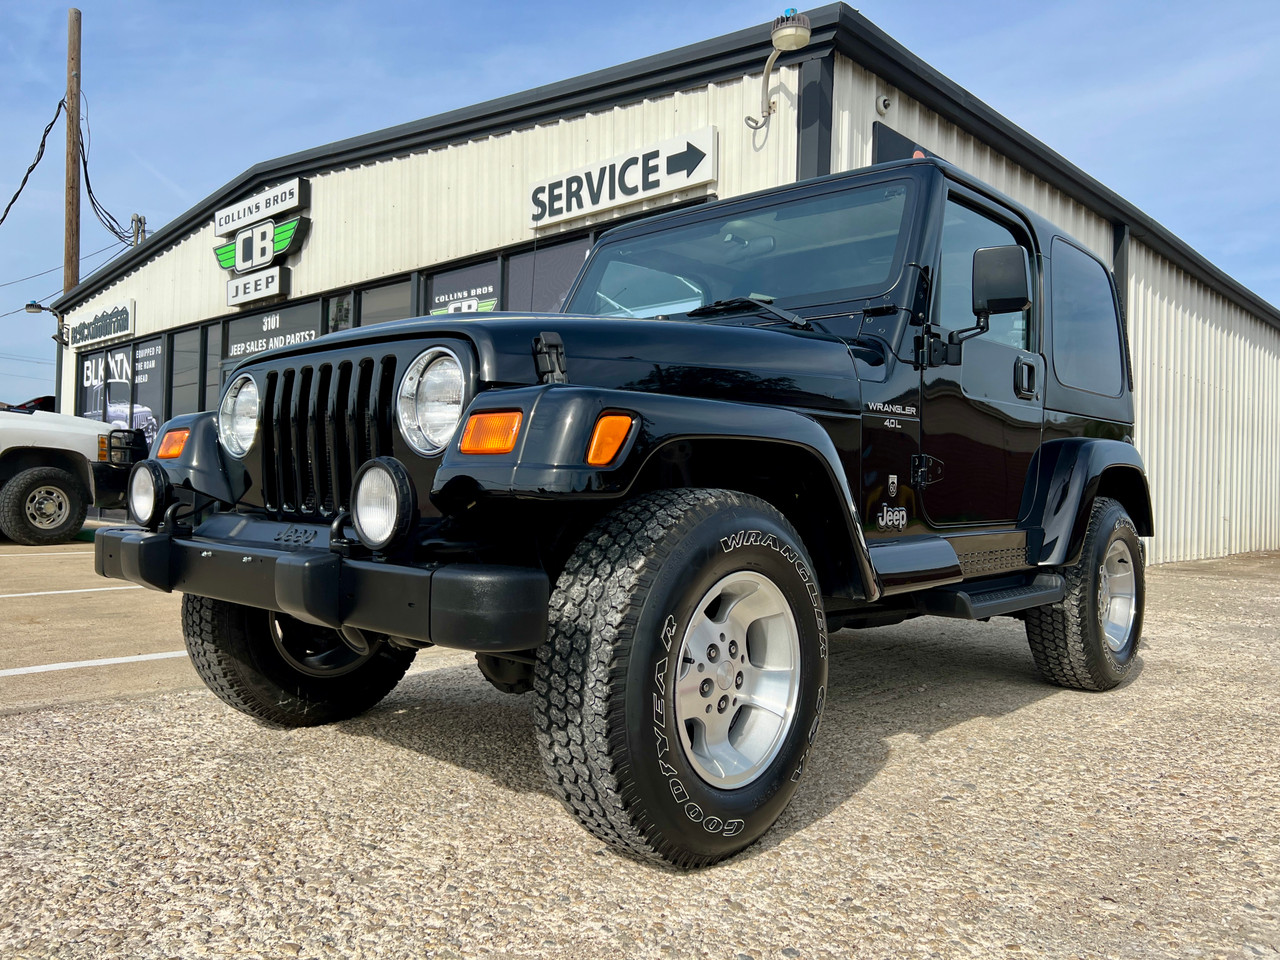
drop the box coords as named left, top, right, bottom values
left=94, top=515, right=548, bottom=652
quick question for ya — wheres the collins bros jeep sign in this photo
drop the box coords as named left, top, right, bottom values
left=212, top=178, right=310, bottom=307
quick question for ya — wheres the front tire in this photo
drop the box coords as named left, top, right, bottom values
left=0, top=466, right=88, bottom=545
left=533, top=489, right=828, bottom=868
left=182, top=595, right=416, bottom=727
left=1025, top=496, right=1145, bottom=691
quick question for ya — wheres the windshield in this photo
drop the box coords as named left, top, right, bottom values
left=564, top=179, right=914, bottom=318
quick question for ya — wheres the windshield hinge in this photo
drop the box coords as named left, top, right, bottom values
left=533, top=332, right=569, bottom=384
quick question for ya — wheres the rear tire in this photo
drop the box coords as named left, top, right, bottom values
left=0, top=466, right=88, bottom=546
left=181, top=595, right=416, bottom=727
left=1025, top=496, right=1144, bottom=691
left=533, top=489, right=828, bottom=868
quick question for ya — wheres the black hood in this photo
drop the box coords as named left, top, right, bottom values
left=255, top=312, right=862, bottom=414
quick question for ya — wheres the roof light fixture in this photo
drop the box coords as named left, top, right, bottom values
left=745, top=9, right=812, bottom=130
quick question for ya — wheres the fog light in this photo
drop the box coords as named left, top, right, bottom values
left=128, top=461, right=171, bottom=528
left=351, top=457, right=416, bottom=550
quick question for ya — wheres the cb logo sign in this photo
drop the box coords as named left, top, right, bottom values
left=235, top=220, right=276, bottom=274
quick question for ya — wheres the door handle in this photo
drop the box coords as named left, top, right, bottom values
left=1014, top=357, right=1037, bottom=399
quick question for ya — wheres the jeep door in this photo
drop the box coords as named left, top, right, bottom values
left=918, top=189, right=1044, bottom=527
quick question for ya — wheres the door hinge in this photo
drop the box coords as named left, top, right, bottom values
left=532, top=331, right=568, bottom=384
left=911, top=454, right=944, bottom=488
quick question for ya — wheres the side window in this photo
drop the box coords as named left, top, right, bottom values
left=934, top=199, right=1031, bottom=350
left=1050, top=239, right=1124, bottom=396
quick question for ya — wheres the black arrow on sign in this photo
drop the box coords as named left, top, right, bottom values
left=666, top=142, right=706, bottom=178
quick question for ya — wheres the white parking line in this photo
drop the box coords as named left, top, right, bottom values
left=0, top=552, right=95, bottom=558
left=0, top=586, right=143, bottom=599
left=0, top=651, right=187, bottom=677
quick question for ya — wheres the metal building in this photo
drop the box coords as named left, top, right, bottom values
left=51, top=4, right=1280, bottom=565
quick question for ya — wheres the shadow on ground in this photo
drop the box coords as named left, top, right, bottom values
left=335, top=615, right=1112, bottom=857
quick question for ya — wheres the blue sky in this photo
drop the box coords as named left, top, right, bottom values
left=2, top=0, right=1277, bottom=402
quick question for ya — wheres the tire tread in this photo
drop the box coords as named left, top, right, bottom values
left=181, top=594, right=414, bottom=727
left=533, top=488, right=762, bottom=868
left=1025, top=496, right=1141, bottom=691
left=0, top=466, right=88, bottom=546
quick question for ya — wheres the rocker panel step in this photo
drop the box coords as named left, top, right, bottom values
left=914, top=574, right=1065, bottom=620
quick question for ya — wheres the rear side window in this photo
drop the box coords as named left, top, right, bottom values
left=1050, top=239, right=1124, bottom=396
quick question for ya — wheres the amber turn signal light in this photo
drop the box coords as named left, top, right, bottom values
left=459, top=411, right=522, bottom=454
left=156, top=429, right=190, bottom=459
left=586, top=414, right=634, bottom=466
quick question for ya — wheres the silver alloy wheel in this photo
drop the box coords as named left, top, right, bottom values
left=25, top=486, right=70, bottom=529
left=1098, top=539, right=1137, bottom=653
left=674, top=571, right=801, bottom=789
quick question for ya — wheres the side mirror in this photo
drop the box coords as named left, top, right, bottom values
left=972, top=245, right=1032, bottom=318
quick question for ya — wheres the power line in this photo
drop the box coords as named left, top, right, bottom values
left=0, top=241, right=125, bottom=288
left=79, top=98, right=132, bottom=245
left=0, top=353, right=55, bottom=365
left=0, top=376, right=57, bottom=391
left=0, top=99, right=66, bottom=229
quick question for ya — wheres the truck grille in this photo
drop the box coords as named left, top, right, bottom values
left=259, top=355, right=398, bottom=518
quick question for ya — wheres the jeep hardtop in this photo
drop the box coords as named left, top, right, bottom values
left=96, top=158, right=1151, bottom=867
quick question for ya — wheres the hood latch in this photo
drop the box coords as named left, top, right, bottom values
left=533, top=332, right=569, bottom=384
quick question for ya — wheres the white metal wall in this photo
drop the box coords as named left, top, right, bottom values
left=58, top=68, right=799, bottom=401
left=1128, top=241, right=1280, bottom=564
left=831, top=56, right=1114, bottom=265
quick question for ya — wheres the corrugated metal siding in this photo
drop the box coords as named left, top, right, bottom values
left=58, top=66, right=799, bottom=406
left=1129, top=240, right=1280, bottom=564
left=830, top=58, right=877, bottom=174
left=830, top=56, right=1114, bottom=264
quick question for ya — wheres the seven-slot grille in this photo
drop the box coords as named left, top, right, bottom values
left=259, top=355, right=398, bottom=519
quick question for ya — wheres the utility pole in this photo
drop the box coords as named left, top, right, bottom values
left=58, top=7, right=81, bottom=413
left=64, top=8, right=81, bottom=292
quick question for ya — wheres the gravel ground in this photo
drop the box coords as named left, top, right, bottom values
left=1, top=552, right=1277, bottom=959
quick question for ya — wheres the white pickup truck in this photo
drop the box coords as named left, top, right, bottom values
left=0, top=408, right=145, bottom=545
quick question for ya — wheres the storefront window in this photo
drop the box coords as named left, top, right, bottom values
left=76, top=350, right=105, bottom=421
left=133, top=338, right=164, bottom=444
left=170, top=328, right=201, bottom=416
left=428, top=262, right=498, bottom=315
left=360, top=281, right=412, bottom=325
left=325, top=292, right=353, bottom=333
left=203, top=324, right=223, bottom=410
left=226, top=303, right=321, bottom=363
left=104, top=344, right=133, bottom=430
left=505, top=239, right=591, bottom=313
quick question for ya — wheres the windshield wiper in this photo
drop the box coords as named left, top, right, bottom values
left=686, top=296, right=811, bottom=330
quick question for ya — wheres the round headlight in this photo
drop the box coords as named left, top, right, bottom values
left=351, top=457, right=416, bottom=550
left=218, top=374, right=260, bottom=458
left=397, top=347, right=464, bottom=455
left=128, top=461, right=170, bottom=528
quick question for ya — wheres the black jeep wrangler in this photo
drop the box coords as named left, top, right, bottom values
left=97, top=158, right=1151, bottom=867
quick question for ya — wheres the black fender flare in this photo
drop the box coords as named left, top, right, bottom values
left=1021, top=437, right=1153, bottom=567
left=148, top=412, right=248, bottom=506
left=432, top=384, right=881, bottom=600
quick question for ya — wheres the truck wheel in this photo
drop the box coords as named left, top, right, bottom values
left=0, top=466, right=89, bottom=546
left=181, top=595, right=416, bottom=727
left=1025, top=496, right=1144, bottom=691
left=533, top=489, right=828, bottom=868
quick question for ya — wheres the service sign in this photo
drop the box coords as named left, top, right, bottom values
left=69, top=300, right=134, bottom=348
left=529, top=127, right=718, bottom=228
